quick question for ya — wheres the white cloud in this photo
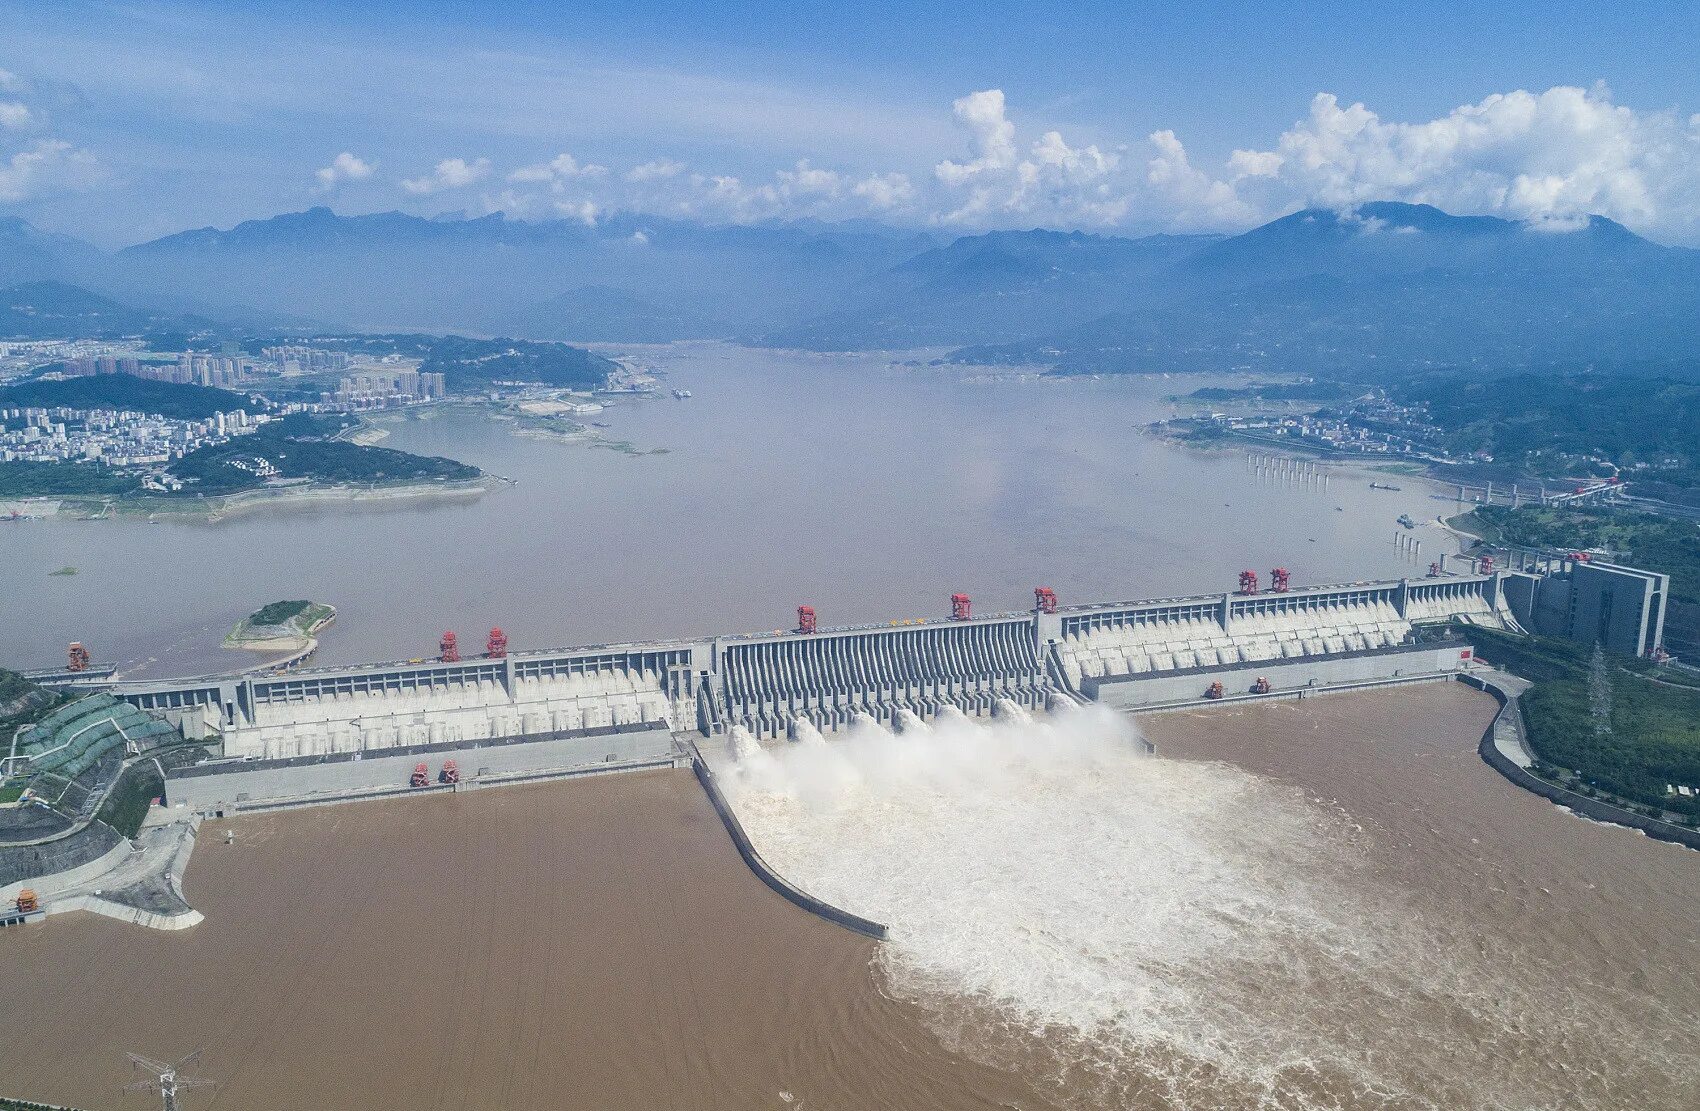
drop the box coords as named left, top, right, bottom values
left=1234, top=86, right=1700, bottom=234
left=0, top=68, right=102, bottom=203
left=0, top=139, right=102, bottom=203
left=554, top=198, right=599, bottom=225
left=314, top=151, right=374, bottom=189
left=275, top=86, right=1700, bottom=242
left=935, top=89, right=1018, bottom=186
left=775, top=158, right=842, bottom=198
left=932, top=88, right=1136, bottom=227
left=587, top=159, right=897, bottom=224
left=1145, top=130, right=1257, bottom=228
left=918, top=84, right=1700, bottom=240
left=509, top=152, right=607, bottom=185
left=625, top=158, right=686, bottom=182
left=852, top=172, right=914, bottom=209
left=1031, top=130, right=1115, bottom=177
left=1227, top=148, right=1283, bottom=179
left=401, top=156, right=491, bottom=195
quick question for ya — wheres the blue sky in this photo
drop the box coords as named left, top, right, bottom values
left=3, top=0, right=1700, bottom=245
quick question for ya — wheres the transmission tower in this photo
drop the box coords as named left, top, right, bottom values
left=124, top=1050, right=215, bottom=1111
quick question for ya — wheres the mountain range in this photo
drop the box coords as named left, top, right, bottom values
left=4, top=201, right=1700, bottom=380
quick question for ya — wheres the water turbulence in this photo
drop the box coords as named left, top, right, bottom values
left=893, top=708, right=931, bottom=735
left=719, top=703, right=1692, bottom=1110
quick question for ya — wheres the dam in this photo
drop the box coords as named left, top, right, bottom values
left=49, top=562, right=1656, bottom=814
left=107, top=572, right=1515, bottom=754
left=9, top=558, right=1648, bottom=816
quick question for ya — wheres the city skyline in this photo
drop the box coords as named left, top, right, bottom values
left=3, top=1, right=1700, bottom=245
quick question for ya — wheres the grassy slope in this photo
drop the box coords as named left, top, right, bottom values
left=94, top=761, right=165, bottom=838
left=1471, top=627, right=1700, bottom=820
left=250, top=599, right=310, bottom=626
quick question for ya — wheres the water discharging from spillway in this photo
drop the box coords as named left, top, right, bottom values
left=719, top=705, right=1698, bottom=1110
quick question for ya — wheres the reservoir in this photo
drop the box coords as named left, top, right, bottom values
left=0, top=344, right=1456, bottom=677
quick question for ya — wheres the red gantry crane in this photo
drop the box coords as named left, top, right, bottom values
left=439, top=631, right=460, bottom=662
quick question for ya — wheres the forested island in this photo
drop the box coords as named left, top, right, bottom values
left=170, top=413, right=479, bottom=494
left=1180, top=382, right=1356, bottom=404
left=226, top=600, right=336, bottom=652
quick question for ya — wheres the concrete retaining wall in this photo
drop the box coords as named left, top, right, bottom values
left=45, top=893, right=204, bottom=930
left=1091, top=644, right=1471, bottom=710
left=1127, top=670, right=1452, bottom=717
left=166, top=726, right=676, bottom=812
left=1462, top=673, right=1700, bottom=851
left=1, top=837, right=132, bottom=905
left=0, top=820, right=125, bottom=889
left=690, top=746, right=887, bottom=941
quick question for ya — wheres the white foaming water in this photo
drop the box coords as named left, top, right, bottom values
left=719, top=705, right=1679, bottom=1110
left=893, top=708, right=931, bottom=735
left=993, top=697, right=1034, bottom=726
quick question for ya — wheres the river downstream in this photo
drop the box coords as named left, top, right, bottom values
left=0, top=344, right=1458, bottom=678
left=724, top=682, right=1700, bottom=1110
left=2, top=684, right=1694, bottom=1109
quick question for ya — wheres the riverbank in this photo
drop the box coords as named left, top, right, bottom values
left=0, top=474, right=504, bottom=523
left=1464, top=669, right=1700, bottom=850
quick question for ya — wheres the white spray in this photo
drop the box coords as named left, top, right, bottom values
left=717, top=703, right=1636, bottom=1110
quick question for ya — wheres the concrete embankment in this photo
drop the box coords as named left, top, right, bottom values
left=5, top=735, right=696, bottom=935
left=689, top=741, right=888, bottom=941
left=219, top=753, right=679, bottom=816
left=1463, top=672, right=1700, bottom=851
left=167, top=724, right=681, bottom=814
left=0, top=838, right=130, bottom=907
left=43, top=893, right=202, bottom=931
left=1, top=818, right=205, bottom=931
left=1118, top=661, right=1458, bottom=717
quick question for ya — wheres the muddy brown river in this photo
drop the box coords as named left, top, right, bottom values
left=1, top=683, right=1696, bottom=1109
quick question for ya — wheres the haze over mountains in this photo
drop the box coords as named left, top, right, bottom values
left=5, top=201, right=1700, bottom=380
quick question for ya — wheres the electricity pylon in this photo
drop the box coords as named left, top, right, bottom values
left=124, top=1050, right=215, bottom=1111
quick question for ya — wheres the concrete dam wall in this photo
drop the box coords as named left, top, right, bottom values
left=716, top=617, right=1051, bottom=740
left=102, top=573, right=1517, bottom=764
